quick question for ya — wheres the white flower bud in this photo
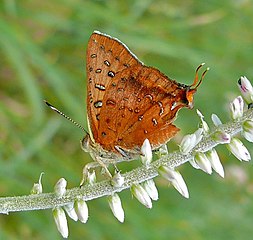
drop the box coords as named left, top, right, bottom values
left=230, top=96, right=244, bottom=120
left=80, top=170, right=96, bottom=187
left=52, top=207, right=68, bottom=238
left=189, top=159, right=201, bottom=170
left=196, top=109, right=209, bottom=134
left=86, top=171, right=96, bottom=185
left=180, top=128, right=203, bottom=154
left=131, top=184, right=152, bottom=209
left=30, top=172, right=44, bottom=194
left=211, top=114, right=222, bottom=126
left=143, top=179, right=159, bottom=201
left=141, top=139, right=153, bottom=166
left=108, top=193, right=124, bottom=223
left=54, top=178, right=67, bottom=198
left=74, top=199, right=89, bottom=223
left=63, top=203, right=78, bottom=222
left=111, top=171, right=125, bottom=188
left=227, top=138, right=251, bottom=162
left=158, top=144, right=169, bottom=156
left=242, top=120, right=253, bottom=142
left=194, top=152, right=212, bottom=175
left=212, top=131, right=231, bottom=144
left=238, top=76, right=253, bottom=104
left=158, top=166, right=189, bottom=198
left=206, top=149, right=224, bottom=178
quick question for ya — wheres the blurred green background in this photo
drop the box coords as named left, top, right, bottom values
left=1, top=0, right=253, bottom=239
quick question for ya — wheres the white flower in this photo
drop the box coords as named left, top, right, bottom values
left=211, top=114, right=222, bottom=126
left=196, top=109, right=209, bottom=133
left=108, top=193, right=125, bottom=223
left=237, top=76, right=253, bottom=104
left=157, top=144, right=169, bottom=156
left=212, top=131, right=231, bottom=144
left=194, top=152, right=212, bottom=175
left=52, top=207, right=69, bottom=238
left=86, top=171, right=96, bottom=185
left=206, top=149, right=224, bottom=178
left=80, top=170, right=96, bottom=187
left=189, top=159, right=201, bottom=170
left=141, top=139, right=153, bottom=166
left=230, top=96, right=244, bottom=120
left=158, top=166, right=189, bottom=198
left=74, top=199, right=89, bottom=223
left=180, top=128, right=203, bottom=154
left=131, top=184, right=152, bottom=209
left=227, top=138, right=251, bottom=161
left=54, top=178, right=67, bottom=198
left=242, top=120, right=253, bottom=142
left=111, top=171, right=125, bottom=188
left=30, top=172, right=44, bottom=194
left=143, top=179, right=159, bottom=201
left=63, top=203, right=78, bottom=222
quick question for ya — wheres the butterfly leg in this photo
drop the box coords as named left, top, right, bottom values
left=95, top=156, right=113, bottom=178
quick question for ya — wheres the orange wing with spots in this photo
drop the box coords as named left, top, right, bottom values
left=86, top=31, right=202, bottom=153
left=86, top=31, right=142, bottom=142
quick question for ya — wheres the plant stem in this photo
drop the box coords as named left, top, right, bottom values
left=0, top=108, right=252, bottom=214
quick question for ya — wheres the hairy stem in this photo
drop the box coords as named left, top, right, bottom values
left=0, top=108, right=253, bottom=214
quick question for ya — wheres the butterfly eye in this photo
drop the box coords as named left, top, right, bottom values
left=81, top=135, right=90, bottom=152
left=186, top=89, right=196, bottom=109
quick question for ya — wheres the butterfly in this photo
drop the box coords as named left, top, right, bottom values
left=81, top=31, right=206, bottom=165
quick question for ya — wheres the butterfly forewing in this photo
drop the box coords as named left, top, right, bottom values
left=86, top=31, right=142, bottom=141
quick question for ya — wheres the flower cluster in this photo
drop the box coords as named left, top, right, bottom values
left=0, top=76, right=243, bottom=238
left=50, top=76, right=253, bottom=238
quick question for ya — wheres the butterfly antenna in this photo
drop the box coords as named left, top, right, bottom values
left=191, top=63, right=209, bottom=89
left=197, top=67, right=209, bottom=88
left=44, top=100, right=87, bottom=134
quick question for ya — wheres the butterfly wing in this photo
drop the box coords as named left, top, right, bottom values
left=86, top=31, right=142, bottom=141
left=98, top=65, right=190, bottom=151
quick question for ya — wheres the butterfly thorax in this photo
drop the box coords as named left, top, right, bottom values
left=81, top=134, right=140, bottom=164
